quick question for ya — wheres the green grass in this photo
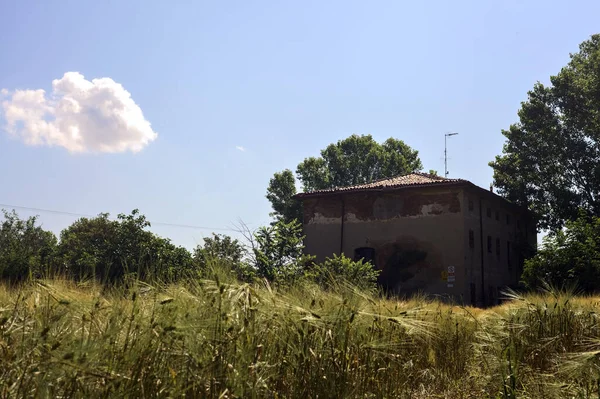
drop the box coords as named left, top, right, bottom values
left=1, top=271, right=600, bottom=398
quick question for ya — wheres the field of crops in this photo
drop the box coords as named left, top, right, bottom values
left=1, top=269, right=599, bottom=398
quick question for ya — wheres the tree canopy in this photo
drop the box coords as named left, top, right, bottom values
left=57, top=209, right=194, bottom=282
left=267, top=134, right=423, bottom=223
left=490, top=34, right=600, bottom=231
left=0, top=210, right=57, bottom=281
left=521, top=212, right=600, bottom=292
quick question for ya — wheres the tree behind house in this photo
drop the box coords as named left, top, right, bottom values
left=490, top=34, right=600, bottom=231
left=266, top=134, right=423, bottom=223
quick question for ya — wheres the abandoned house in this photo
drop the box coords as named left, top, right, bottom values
left=294, top=172, right=537, bottom=306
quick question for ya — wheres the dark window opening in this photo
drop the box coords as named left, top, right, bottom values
left=495, top=211, right=500, bottom=221
left=487, top=236, right=492, bottom=253
left=354, top=247, right=376, bottom=266
left=469, top=230, right=475, bottom=249
left=496, top=238, right=500, bottom=259
left=470, top=283, right=476, bottom=306
left=468, top=200, right=474, bottom=211
left=506, top=214, right=511, bottom=225
left=517, top=219, right=521, bottom=230
left=487, top=208, right=492, bottom=218
left=507, top=241, right=512, bottom=270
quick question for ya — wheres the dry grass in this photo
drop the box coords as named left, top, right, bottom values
left=1, top=272, right=600, bottom=398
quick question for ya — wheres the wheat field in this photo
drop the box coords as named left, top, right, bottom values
left=1, top=269, right=599, bottom=398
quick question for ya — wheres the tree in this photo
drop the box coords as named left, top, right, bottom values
left=521, top=212, right=600, bottom=292
left=0, top=210, right=57, bottom=281
left=266, top=170, right=303, bottom=224
left=194, top=233, right=254, bottom=281
left=267, top=134, right=423, bottom=223
left=57, top=213, right=119, bottom=280
left=490, top=34, right=600, bottom=231
left=58, top=210, right=193, bottom=282
left=251, top=219, right=312, bottom=283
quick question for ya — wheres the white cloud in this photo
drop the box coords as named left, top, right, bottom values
left=235, top=146, right=246, bottom=152
left=1, top=72, right=157, bottom=153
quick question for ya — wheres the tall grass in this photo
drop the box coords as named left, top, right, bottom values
left=1, top=269, right=600, bottom=398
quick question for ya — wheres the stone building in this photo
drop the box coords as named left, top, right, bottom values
left=294, top=173, right=537, bottom=306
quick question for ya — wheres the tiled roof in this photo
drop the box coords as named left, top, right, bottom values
left=294, top=172, right=468, bottom=198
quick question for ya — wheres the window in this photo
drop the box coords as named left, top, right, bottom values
left=469, top=230, right=474, bottom=249
left=354, top=247, right=376, bottom=266
left=495, top=211, right=500, bottom=221
left=517, top=219, right=521, bottom=230
left=487, top=208, right=492, bottom=218
left=470, top=283, right=476, bottom=306
left=507, top=241, right=512, bottom=269
left=468, top=200, right=474, bottom=211
left=496, top=238, right=500, bottom=259
left=487, top=236, right=492, bottom=253
left=506, top=214, right=511, bottom=225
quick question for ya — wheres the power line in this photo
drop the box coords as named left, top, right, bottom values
left=0, top=203, right=243, bottom=233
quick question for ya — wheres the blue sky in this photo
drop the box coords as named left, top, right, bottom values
left=1, top=0, right=598, bottom=249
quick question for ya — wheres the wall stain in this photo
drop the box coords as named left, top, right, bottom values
left=375, top=243, right=428, bottom=291
left=305, top=190, right=462, bottom=223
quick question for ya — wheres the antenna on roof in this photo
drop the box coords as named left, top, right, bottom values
left=444, top=132, right=459, bottom=177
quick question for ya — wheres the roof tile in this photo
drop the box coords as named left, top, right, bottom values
left=295, top=172, right=467, bottom=198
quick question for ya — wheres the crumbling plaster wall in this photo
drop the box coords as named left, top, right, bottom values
left=303, top=187, right=466, bottom=299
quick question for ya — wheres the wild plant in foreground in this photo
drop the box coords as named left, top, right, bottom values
left=2, top=273, right=600, bottom=398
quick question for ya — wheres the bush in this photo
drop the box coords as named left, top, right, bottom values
left=0, top=210, right=57, bottom=281
left=251, top=219, right=313, bottom=284
left=194, top=233, right=255, bottom=282
left=57, top=210, right=193, bottom=282
left=306, top=254, right=380, bottom=290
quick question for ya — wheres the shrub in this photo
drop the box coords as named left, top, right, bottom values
left=0, top=210, right=57, bottom=281
left=194, top=233, right=255, bottom=282
left=251, top=219, right=313, bottom=284
left=57, top=210, right=193, bottom=282
left=306, top=253, right=380, bottom=291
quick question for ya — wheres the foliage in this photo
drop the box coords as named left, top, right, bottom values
left=57, top=209, right=193, bottom=282
left=251, top=218, right=313, bottom=283
left=305, top=253, right=380, bottom=291
left=267, top=134, right=423, bottom=223
left=56, top=212, right=118, bottom=280
left=521, top=212, right=600, bottom=292
left=0, top=210, right=57, bottom=281
left=194, top=233, right=254, bottom=282
left=144, top=236, right=195, bottom=281
left=490, top=34, right=600, bottom=231
left=3, top=275, right=600, bottom=397
left=266, top=169, right=303, bottom=224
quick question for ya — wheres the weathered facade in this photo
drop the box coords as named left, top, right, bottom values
left=295, top=173, right=536, bottom=306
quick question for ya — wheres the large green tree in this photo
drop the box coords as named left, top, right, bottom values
left=267, top=134, right=423, bottom=223
left=490, top=34, right=600, bottom=231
